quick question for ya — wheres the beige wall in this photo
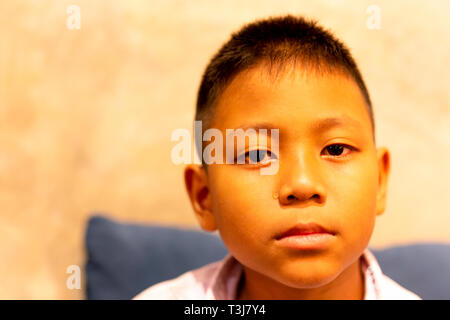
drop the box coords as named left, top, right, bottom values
left=0, top=0, right=448, bottom=299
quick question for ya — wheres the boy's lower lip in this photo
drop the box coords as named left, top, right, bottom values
left=275, top=233, right=335, bottom=250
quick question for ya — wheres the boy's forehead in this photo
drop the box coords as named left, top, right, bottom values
left=212, top=66, right=372, bottom=136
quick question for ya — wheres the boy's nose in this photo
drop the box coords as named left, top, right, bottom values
left=277, top=153, right=327, bottom=206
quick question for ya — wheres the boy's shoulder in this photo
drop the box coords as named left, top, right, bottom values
left=376, top=274, right=422, bottom=300
left=362, top=249, right=422, bottom=300
left=133, top=254, right=241, bottom=300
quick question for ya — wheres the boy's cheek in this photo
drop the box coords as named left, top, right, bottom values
left=209, top=179, right=277, bottom=240
left=209, top=165, right=274, bottom=201
left=337, top=202, right=377, bottom=252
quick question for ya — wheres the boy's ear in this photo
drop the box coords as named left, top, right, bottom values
left=184, top=164, right=217, bottom=232
left=375, top=147, right=391, bottom=216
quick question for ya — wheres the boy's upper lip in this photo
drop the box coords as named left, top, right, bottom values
left=275, top=222, right=335, bottom=240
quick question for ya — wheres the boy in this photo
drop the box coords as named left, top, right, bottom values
left=135, top=15, right=421, bottom=300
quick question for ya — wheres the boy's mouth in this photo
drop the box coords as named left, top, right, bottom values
left=275, top=222, right=336, bottom=250
left=275, top=222, right=335, bottom=239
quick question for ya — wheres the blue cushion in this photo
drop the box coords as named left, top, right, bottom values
left=85, top=214, right=450, bottom=299
left=85, top=214, right=228, bottom=299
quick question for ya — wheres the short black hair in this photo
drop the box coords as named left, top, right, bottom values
left=195, top=14, right=375, bottom=162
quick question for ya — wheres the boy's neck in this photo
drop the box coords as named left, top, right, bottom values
left=236, top=256, right=365, bottom=300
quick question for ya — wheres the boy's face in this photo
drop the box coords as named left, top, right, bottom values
left=185, top=65, right=390, bottom=289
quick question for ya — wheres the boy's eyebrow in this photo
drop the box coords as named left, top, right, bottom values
left=309, top=116, right=363, bottom=133
left=230, top=122, right=279, bottom=132
left=231, top=116, right=362, bottom=134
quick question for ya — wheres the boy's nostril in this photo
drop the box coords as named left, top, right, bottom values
left=286, top=194, right=320, bottom=201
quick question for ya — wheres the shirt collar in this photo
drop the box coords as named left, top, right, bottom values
left=361, top=248, right=383, bottom=299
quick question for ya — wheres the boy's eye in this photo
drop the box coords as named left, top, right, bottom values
left=322, top=144, right=354, bottom=157
left=238, top=149, right=277, bottom=165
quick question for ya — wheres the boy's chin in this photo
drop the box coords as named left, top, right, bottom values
left=275, top=266, right=342, bottom=289
left=265, top=257, right=347, bottom=289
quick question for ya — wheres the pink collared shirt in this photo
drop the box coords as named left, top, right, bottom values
left=133, top=249, right=421, bottom=300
